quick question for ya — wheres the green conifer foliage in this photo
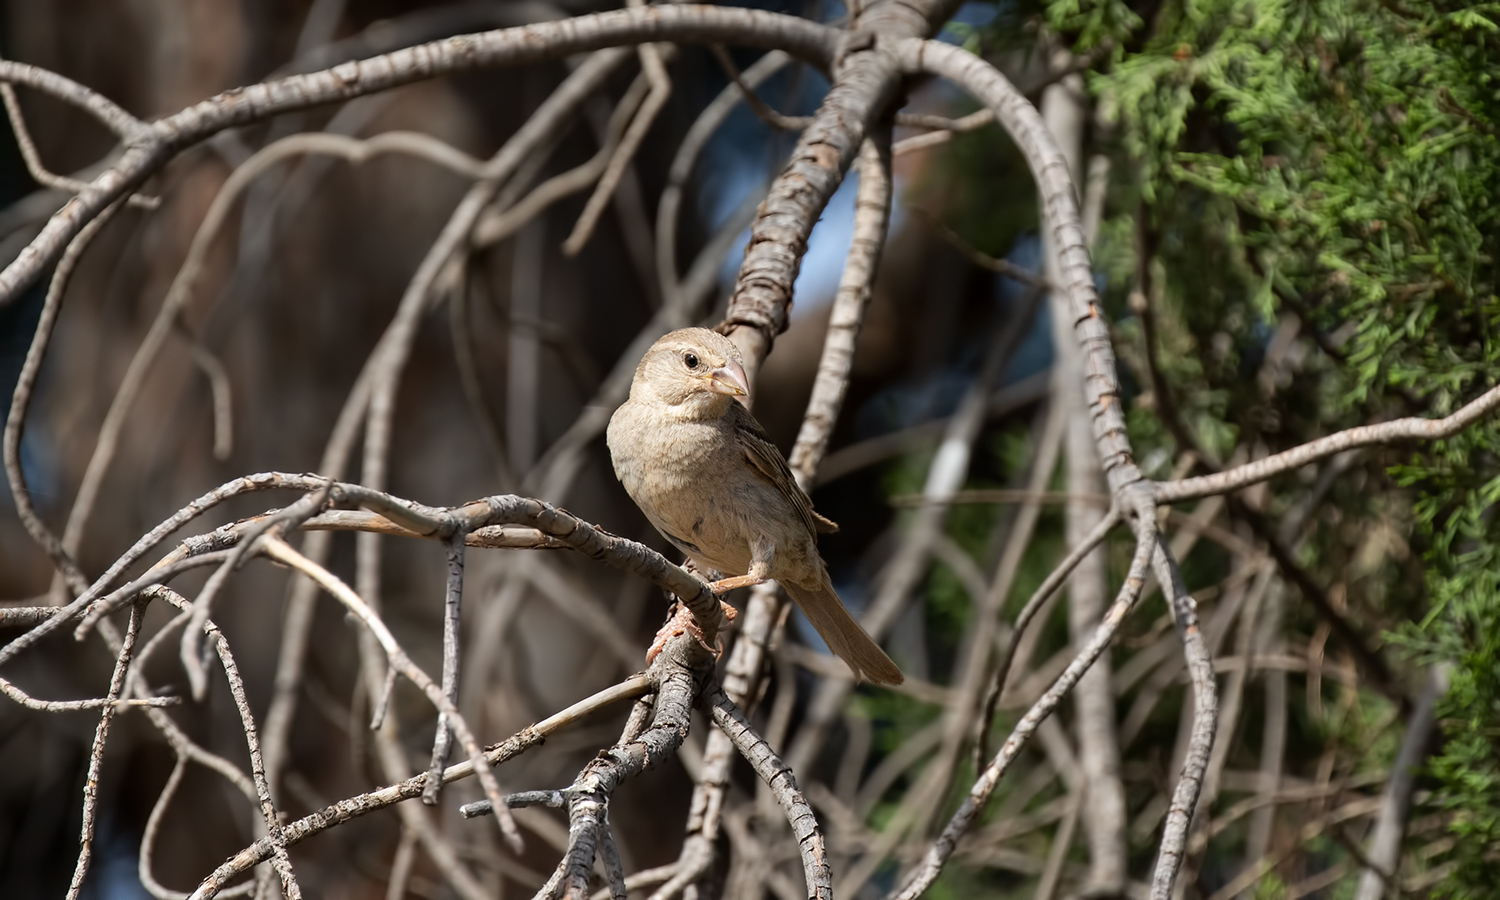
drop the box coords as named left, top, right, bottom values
left=1076, top=0, right=1500, bottom=891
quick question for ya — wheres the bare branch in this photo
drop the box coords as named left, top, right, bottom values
left=191, top=674, right=651, bottom=898
left=1146, top=540, right=1219, bottom=900
left=973, top=505, right=1120, bottom=769
left=421, top=535, right=467, bottom=804
left=65, top=601, right=146, bottom=900
left=0, top=58, right=145, bottom=138
left=0, top=6, right=840, bottom=309
left=708, top=683, right=833, bottom=900
left=888, top=523, right=1158, bottom=900
left=1354, top=665, right=1449, bottom=900
left=260, top=536, right=525, bottom=852
left=1156, top=383, right=1500, bottom=503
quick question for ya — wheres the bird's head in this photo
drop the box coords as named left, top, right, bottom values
left=630, top=327, right=750, bottom=415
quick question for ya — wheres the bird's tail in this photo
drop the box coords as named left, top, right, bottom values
left=784, top=581, right=903, bottom=685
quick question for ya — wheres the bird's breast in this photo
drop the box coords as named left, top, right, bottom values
left=606, top=402, right=757, bottom=574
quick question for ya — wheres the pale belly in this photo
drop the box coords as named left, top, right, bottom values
left=609, top=411, right=768, bottom=576
left=608, top=403, right=822, bottom=584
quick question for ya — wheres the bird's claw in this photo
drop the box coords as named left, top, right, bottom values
left=646, top=600, right=738, bottom=664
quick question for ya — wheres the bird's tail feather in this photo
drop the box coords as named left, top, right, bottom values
left=784, top=582, right=903, bottom=685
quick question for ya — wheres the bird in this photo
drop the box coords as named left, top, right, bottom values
left=606, top=327, right=903, bottom=685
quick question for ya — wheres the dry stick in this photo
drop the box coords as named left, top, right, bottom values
left=260, top=537, right=524, bottom=852
left=656, top=49, right=790, bottom=313
left=0, top=472, right=330, bottom=670
left=0, top=58, right=145, bottom=139
left=194, top=675, right=651, bottom=900
left=55, top=475, right=729, bottom=648
left=783, top=279, right=1045, bottom=786
left=0, top=61, right=153, bottom=205
left=1180, top=554, right=1275, bottom=893
left=1155, top=382, right=1500, bottom=503
left=3, top=201, right=123, bottom=596
left=206, top=624, right=303, bottom=900
left=658, top=134, right=893, bottom=900
left=64, top=601, right=146, bottom=900
left=708, top=683, right=833, bottom=900
left=261, top=48, right=634, bottom=821
left=836, top=396, right=1064, bottom=899
left=888, top=523, right=1158, bottom=900
left=973, top=506, right=1120, bottom=769
left=464, top=652, right=702, bottom=900
left=474, top=67, right=654, bottom=248
left=0, top=606, right=58, bottom=628
left=121, top=587, right=266, bottom=899
left=386, top=828, right=419, bottom=900
left=1041, top=53, right=1127, bottom=895
left=139, top=756, right=256, bottom=900
left=563, top=3, right=672, bottom=255
left=1353, top=665, right=1449, bottom=900
left=178, top=483, right=333, bottom=700
left=1147, top=539, right=1219, bottom=900
left=54, top=132, right=494, bottom=590
left=421, top=534, right=467, bottom=804
left=0, top=6, right=841, bottom=311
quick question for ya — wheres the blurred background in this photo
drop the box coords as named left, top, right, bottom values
left=0, top=1, right=1495, bottom=898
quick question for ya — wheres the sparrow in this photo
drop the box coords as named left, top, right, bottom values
left=606, top=327, right=903, bottom=684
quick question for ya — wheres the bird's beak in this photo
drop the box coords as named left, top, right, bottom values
left=706, top=360, right=750, bottom=398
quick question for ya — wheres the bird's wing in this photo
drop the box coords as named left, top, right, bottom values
left=730, top=404, right=838, bottom=536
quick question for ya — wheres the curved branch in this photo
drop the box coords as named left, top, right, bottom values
left=1147, top=539, right=1219, bottom=899
left=893, top=37, right=1146, bottom=503
left=0, top=59, right=144, bottom=138
left=190, top=675, right=651, bottom=899
left=888, top=521, right=1157, bottom=900
left=1156, top=383, right=1500, bottom=502
left=708, top=683, right=832, bottom=900
left=0, top=5, right=840, bottom=308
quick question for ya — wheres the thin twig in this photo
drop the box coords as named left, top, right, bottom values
left=974, top=505, right=1120, bottom=769
left=261, top=536, right=525, bottom=853
left=65, top=601, right=147, bottom=900
left=422, top=535, right=467, bottom=804
left=1155, top=383, right=1500, bottom=503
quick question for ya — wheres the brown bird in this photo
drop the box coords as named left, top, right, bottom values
left=607, top=327, right=903, bottom=684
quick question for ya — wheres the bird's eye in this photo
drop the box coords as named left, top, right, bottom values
left=683, top=352, right=699, bottom=369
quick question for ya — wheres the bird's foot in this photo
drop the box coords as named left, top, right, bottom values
left=646, top=600, right=738, bottom=664
left=706, top=574, right=770, bottom=594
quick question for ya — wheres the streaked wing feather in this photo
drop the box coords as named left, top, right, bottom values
left=730, top=405, right=822, bottom=538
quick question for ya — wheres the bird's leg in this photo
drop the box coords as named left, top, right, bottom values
left=707, top=538, right=775, bottom=594
left=706, top=573, right=768, bottom=593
